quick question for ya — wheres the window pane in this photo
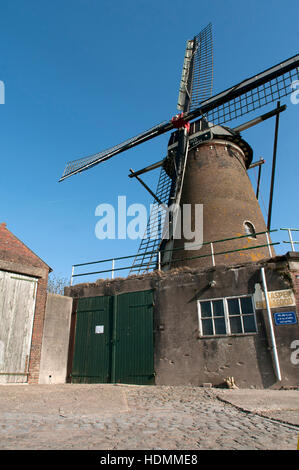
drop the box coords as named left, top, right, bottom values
left=227, top=298, right=240, bottom=316
left=229, top=316, right=242, bottom=333
left=244, top=221, right=256, bottom=238
left=200, top=301, right=212, bottom=318
left=243, top=314, right=257, bottom=333
left=214, top=318, right=226, bottom=335
left=212, top=300, right=224, bottom=317
left=241, top=297, right=253, bottom=314
left=202, top=319, right=213, bottom=335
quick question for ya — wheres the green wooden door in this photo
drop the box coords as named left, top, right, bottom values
left=71, top=290, right=154, bottom=385
left=71, top=296, right=113, bottom=383
left=113, top=290, right=154, bottom=385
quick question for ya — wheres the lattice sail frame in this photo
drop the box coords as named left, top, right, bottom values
left=189, top=23, right=214, bottom=111
left=129, top=167, right=173, bottom=274
left=129, top=60, right=299, bottom=274
left=59, top=53, right=299, bottom=183
left=59, top=120, right=170, bottom=181
left=58, top=33, right=299, bottom=272
left=177, top=23, right=213, bottom=113
left=204, top=66, right=299, bottom=126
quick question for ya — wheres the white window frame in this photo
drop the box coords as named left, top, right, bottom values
left=197, top=294, right=258, bottom=337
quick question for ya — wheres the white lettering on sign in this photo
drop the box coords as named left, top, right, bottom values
left=95, top=325, right=104, bottom=334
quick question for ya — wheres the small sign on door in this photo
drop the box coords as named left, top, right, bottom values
left=95, top=325, right=104, bottom=334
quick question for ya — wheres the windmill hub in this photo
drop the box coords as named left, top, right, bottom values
left=171, top=113, right=190, bottom=131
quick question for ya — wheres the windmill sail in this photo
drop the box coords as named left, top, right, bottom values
left=129, top=167, right=173, bottom=274
left=59, top=51, right=299, bottom=183
left=128, top=52, right=299, bottom=274
left=59, top=119, right=172, bottom=182
left=177, top=23, right=213, bottom=113
left=132, top=24, right=213, bottom=274
left=186, top=53, right=299, bottom=127
left=57, top=25, right=299, bottom=276
left=130, top=127, right=190, bottom=275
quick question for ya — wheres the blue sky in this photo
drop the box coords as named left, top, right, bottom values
left=0, top=0, right=298, bottom=283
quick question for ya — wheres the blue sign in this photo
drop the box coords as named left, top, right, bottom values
left=274, top=312, right=297, bottom=326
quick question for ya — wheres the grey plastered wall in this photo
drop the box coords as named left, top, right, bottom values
left=153, top=266, right=274, bottom=388
left=153, top=258, right=299, bottom=389
left=39, top=293, right=73, bottom=384
left=65, top=254, right=299, bottom=389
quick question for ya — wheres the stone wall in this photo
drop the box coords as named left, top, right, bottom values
left=39, top=294, right=73, bottom=384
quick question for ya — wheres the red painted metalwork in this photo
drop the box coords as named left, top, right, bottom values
left=171, top=113, right=190, bottom=132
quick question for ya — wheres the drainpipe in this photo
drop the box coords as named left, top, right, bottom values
left=260, top=267, right=282, bottom=381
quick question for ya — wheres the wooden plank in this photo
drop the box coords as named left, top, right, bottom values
left=0, top=270, right=37, bottom=383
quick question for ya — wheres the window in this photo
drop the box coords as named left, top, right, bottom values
left=197, top=295, right=257, bottom=337
left=244, top=221, right=256, bottom=239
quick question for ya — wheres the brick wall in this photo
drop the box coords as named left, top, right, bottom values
left=0, top=222, right=48, bottom=270
left=27, top=275, right=49, bottom=383
left=0, top=222, right=51, bottom=384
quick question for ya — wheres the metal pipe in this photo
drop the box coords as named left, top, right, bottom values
left=111, top=259, right=115, bottom=279
left=210, top=242, right=215, bottom=266
left=288, top=229, right=295, bottom=252
left=260, top=267, right=282, bottom=381
left=256, top=163, right=262, bottom=199
left=233, top=104, right=286, bottom=133
left=265, top=232, right=272, bottom=257
left=71, top=242, right=280, bottom=279
left=70, top=266, right=74, bottom=286
left=129, top=169, right=165, bottom=207
left=281, top=228, right=299, bottom=252
left=253, top=158, right=264, bottom=199
left=128, top=160, right=164, bottom=178
left=267, top=101, right=281, bottom=231
left=72, top=229, right=278, bottom=268
left=249, top=158, right=265, bottom=170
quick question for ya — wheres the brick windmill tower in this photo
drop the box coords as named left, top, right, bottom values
left=59, top=24, right=299, bottom=274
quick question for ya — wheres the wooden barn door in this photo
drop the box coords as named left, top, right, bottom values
left=71, top=296, right=113, bottom=384
left=71, top=290, right=154, bottom=385
left=0, top=271, right=38, bottom=383
left=113, top=290, right=155, bottom=385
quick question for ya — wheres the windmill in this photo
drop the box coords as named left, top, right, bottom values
left=59, top=23, right=299, bottom=275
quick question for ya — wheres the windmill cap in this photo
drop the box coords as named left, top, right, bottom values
left=164, top=118, right=253, bottom=178
left=190, top=119, right=253, bottom=168
left=208, top=124, right=253, bottom=168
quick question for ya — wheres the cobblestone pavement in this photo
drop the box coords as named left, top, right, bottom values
left=0, top=384, right=298, bottom=450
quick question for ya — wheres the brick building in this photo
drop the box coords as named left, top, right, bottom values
left=0, top=222, right=51, bottom=383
